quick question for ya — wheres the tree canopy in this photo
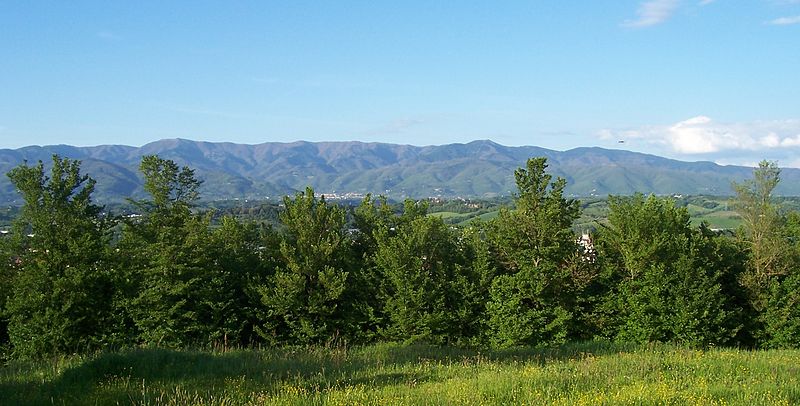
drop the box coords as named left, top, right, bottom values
left=1, top=154, right=799, bottom=358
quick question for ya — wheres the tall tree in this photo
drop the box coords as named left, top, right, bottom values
left=139, top=155, right=201, bottom=212
left=732, top=161, right=800, bottom=347
left=485, top=157, right=589, bottom=347
left=4, top=156, right=114, bottom=357
left=732, top=160, right=790, bottom=294
left=120, top=155, right=237, bottom=347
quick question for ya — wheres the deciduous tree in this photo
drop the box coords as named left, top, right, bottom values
left=598, top=195, right=741, bottom=346
left=485, top=157, right=588, bottom=347
left=256, top=187, right=354, bottom=345
left=5, top=156, right=114, bottom=357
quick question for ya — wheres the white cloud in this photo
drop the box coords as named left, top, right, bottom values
left=698, top=0, right=716, bottom=5
left=623, top=0, right=682, bottom=28
left=780, top=134, right=800, bottom=147
left=767, top=15, right=800, bottom=25
left=598, top=116, right=800, bottom=154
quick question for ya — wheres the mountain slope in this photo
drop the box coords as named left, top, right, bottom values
left=0, top=139, right=797, bottom=204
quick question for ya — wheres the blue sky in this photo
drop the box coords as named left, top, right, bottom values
left=1, top=1, right=799, bottom=166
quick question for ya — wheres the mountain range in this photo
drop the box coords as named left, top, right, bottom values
left=1, top=139, right=798, bottom=204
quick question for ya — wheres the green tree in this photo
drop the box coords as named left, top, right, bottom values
left=374, top=204, right=485, bottom=344
left=598, top=195, right=741, bottom=346
left=4, top=156, right=115, bottom=357
left=120, top=155, right=242, bottom=347
left=349, top=194, right=398, bottom=341
left=603, top=194, right=690, bottom=279
left=762, top=272, right=800, bottom=348
left=0, top=224, right=17, bottom=356
left=732, top=160, right=791, bottom=301
left=256, top=187, right=354, bottom=345
left=732, top=161, right=800, bottom=347
left=208, top=217, right=280, bottom=346
left=139, top=155, right=201, bottom=211
left=485, top=157, right=589, bottom=347
left=490, top=158, right=580, bottom=270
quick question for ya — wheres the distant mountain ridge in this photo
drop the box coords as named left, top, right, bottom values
left=1, top=139, right=798, bottom=204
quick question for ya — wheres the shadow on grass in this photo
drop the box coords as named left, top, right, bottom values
left=0, top=340, right=649, bottom=405
left=357, top=340, right=647, bottom=367
left=1, top=347, right=432, bottom=404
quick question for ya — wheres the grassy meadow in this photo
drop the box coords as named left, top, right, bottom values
left=2, top=342, right=798, bottom=405
left=426, top=195, right=751, bottom=231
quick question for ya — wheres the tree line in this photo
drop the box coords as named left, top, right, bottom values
left=1, top=155, right=798, bottom=359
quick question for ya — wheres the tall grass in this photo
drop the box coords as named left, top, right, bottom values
left=1, top=341, right=798, bottom=405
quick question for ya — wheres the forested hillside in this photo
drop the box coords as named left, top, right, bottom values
left=1, top=155, right=799, bottom=361
left=4, top=139, right=800, bottom=204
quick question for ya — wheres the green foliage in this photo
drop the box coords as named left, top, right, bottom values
left=374, top=212, right=486, bottom=344
left=121, top=156, right=258, bottom=348
left=688, top=225, right=753, bottom=346
left=732, top=161, right=791, bottom=297
left=4, top=156, right=115, bottom=358
left=0, top=232, right=15, bottom=355
left=352, top=194, right=396, bottom=259
left=486, top=264, right=573, bottom=347
left=208, top=217, right=280, bottom=345
left=256, top=187, right=354, bottom=345
left=731, top=161, right=800, bottom=344
left=762, top=273, right=800, bottom=348
left=5, top=153, right=800, bottom=357
left=139, top=155, right=201, bottom=211
left=348, top=194, right=398, bottom=340
left=127, top=213, right=220, bottom=347
left=759, top=210, right=800, bottom=348
left=491, top=158, right=580, bottom=270
left=598, top=195, right=742, bottom=346
left=604, top=194, right=691, bottom=278
left=485, top=157, right=589, bottom=347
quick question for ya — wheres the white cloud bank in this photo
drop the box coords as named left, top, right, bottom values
left=599, top=116, right=800, bottom=155
left=623, top=0, right=682, bottom=28
left=767, top=15, right=800, bottom=25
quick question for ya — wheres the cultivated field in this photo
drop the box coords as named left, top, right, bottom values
left=2, top=342, right=798, bottom=405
